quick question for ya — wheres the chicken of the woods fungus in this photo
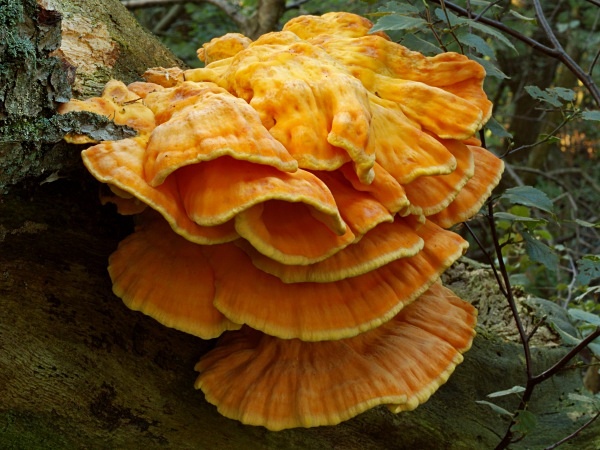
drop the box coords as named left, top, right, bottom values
left=60, top=12, right=504, bottom=431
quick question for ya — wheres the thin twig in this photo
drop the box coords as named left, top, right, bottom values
left=527, top=315, right=547, bottom=341
left=533, top=327, right=600, bottom=383
left=584, top=0, right=600, bottom=8
left=474, top=0, right=502, bottom=22
left=501, top=113, right=574, bottom=159
left=464, top=221, right=509, bottom=297
left=498, top=327, right=600, bottom=448
left=509, top=166, right=571, bottom=192
left=544, top=412, right=600, bottom=450
left=439, top=0, right=465, bottom=53
left=562, top=254, right=578, bottom=308
left=487, top=201, right=533, bottom=374
left=503, top=164, right=525, bottom=187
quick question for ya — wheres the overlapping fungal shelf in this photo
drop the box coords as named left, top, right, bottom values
left=60, top=12, right=504, bottom=431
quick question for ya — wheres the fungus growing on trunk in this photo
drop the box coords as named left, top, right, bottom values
left=195, top=283, right=477, bottom=431
left=62, top=12, right=504, bottom=431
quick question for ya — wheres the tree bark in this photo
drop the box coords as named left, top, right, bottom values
left=0, top=0, right=182, bottom=192
left=1, top=1, right=599, bottom=448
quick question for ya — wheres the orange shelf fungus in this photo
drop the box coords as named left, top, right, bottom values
left=63, top=12, right=504, bottom=431
left=195, top=283, right=477, bottom=431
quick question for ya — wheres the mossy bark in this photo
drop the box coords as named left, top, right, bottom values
left=1, top=1, right=599, bottom=449
left=0, top=0, right=181, bottom=192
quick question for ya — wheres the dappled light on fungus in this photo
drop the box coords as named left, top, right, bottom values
left=61, top=12, right=504, bottom=431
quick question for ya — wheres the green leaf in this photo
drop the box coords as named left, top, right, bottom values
left=569, top=308, right=600, bottom=327
left=475, top=400, right=514, bottom=417
left=521, top=230, right=558, bottom=269
left=511, top=410, right=537, bottom=435
left=486, top=117, right=513, bottom=139
left=469, top=0, right=498, bottom=5
left=581, top=110, right=600, bottom=121
left=574, top=219, right=600, bottom=228
left=553, top=324, right=582, bottom=346
left=434, top=8, right=517, bottom=52
left=509, top=273, right=530, bottom=287
left=535, top=229, right=553, bottom=241
left=457, top=32, right=495, bottom=58
left=568, top=393, right=598, bottom=404
left=470, top=55, right=508, bottom=79
left=400, top=33, right=443, bottom=55
left=500, top=186, right=554, bottom=213
left=370, top=14, right=428, bottom=33
left=508, top=10, right=536, bottom=21
left=494, top=212, right=547, bottom=224
left=567, top=392, right=600, bottom=405
left=525, top=297, right=578, bottom=335
left=556, top=20, right=580, bottom=33
left=487, top=385, right=526, bottom=398
left=524, top=85, right=563, bottom=107
left=576, top=255, right=600, bottom=286
left=551, top=87, right=576, bottom=102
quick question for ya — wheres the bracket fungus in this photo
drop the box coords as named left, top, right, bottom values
left=61, top=12, right=504, bottom=431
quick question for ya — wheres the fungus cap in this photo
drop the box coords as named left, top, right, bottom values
left=366, top=96, right=457, bottom=185
left=240, top=216, right=424, bottom=283
left=206, top=219, right=468, bottom=341
left=403, top=138, right=475, bottom=217
left=195, top=282, right=477, bottom=431
left=283, top=11, right=389, bottom=40
left=176, top=156, right=347, bottom=233
left=59, top=11, right=504, bottom=432
left=142, top=82, right=298, bottom=186
left=197, top=33, right=252, bottom=64
left=142, top=66, right=185, bottom=88
left=108, top=215, right=241, bottom=339
left=217, top=31, right=377, bottom=183
left=430, top=145, right=504, bottom=228
left=313, top=34, right=491, bottom=122
left=234, top=201, right=355, bottom=266
left=81, top=136, right=238, bottom=245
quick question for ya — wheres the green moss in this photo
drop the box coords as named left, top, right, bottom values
left=0, top=111, right=135, bottom=144
left=0, top=0, right=180, bottom=192
left=0, top=410, right=75, bottom=450
left=0, top=0, right=70, bottom=119
left=0, top=111, right=136, bottom=192
left=0, top=0, right=71, bottom=192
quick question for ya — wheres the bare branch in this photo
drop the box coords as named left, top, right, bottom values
left=534, top=328, right=600, bottom=383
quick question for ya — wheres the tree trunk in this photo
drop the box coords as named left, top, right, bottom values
left=1, top=1, right=599, bottom=448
